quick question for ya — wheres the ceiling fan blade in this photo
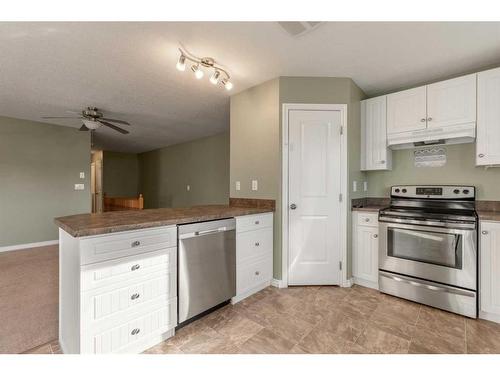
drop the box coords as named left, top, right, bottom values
left=100, top=117, right=131, bottom=125
left=79, top=125, right=89, bottom=131
left=100, top=121, right=129, bottom=134
left=42, top=116, right=82, bottom=119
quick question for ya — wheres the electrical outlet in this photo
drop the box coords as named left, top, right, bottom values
left=353, top=181, right=357, bottom=192
left=79, top=172, right=85, bottom=179
left=186, top=185, right=190, bottom=191
left=74, top=184, right=85, bottom=191
left=235, top=181, right=241, bottom=191
left=252, top=180, right=258, bottom=191
left=364, top=181, right=368, bottom=192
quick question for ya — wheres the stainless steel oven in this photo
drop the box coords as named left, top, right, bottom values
left=378, top=185, right=478, bottom=318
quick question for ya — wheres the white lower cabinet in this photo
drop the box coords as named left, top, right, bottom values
left=352, top=211, right=379, bottom=290
left=232, top=213, right=274, bottom=303
left=479, top=221, right=500, bottom=323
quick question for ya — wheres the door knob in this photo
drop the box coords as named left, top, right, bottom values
left=478, top=154, right=485, bottom=158
left=373, top=234, right=378, bottom=238
left=290, top=204, right=297, bottom=210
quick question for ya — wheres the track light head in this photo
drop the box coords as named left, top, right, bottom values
left=210, top=70, right=221, bottom=85
left=222, top=79, right=233, bottom=91
left=176, top=54, right=186, bottom=71
left=191, top=64, right=204, bottom=79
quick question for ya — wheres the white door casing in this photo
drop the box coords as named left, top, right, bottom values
left=287, top=109, right=342, bottom=285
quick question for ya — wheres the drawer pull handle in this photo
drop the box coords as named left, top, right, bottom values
left=255, top=220, right=260, bottom=225
left=255, top=242, right=260, bottom=247
left=131, top=293, right=140, bottom=300
left=131, top=328, right=140, bottom=336
left=131, top=264, right=141, bottom=271
left=255, top=271, right=260, bottom=275
left=131, top=240, right=141, bottom=247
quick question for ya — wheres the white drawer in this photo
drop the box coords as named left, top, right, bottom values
left=237, top=255, right=273, bottom=295
left=81, top=270, right=176, bottom=327
left=80, top=226, right=177, bottom=265
left=81, top=248, right=176, bottom=291
left=356, top=212, right=378, bottom=227
left=236, top=213, right=273, bottom=233
left=81, top=298, right=177, bottom=354
left=237, top=227, right=273, bottom=264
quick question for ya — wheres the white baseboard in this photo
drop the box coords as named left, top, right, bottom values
left=341, top=277, right=354, bottom=288
left=479, top=310, right=500, bottom=324
left=353, top=277, right=379, bottom=290
left=0, top=240, right=58, bottom=253
left=271, top=278, right=287, bottom=288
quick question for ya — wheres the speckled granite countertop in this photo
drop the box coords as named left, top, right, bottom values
left=351, top=197, right=388, bottom=213
left=351, top=205, right=385, bottom=212
left=477, top=211, right=500, bottom=222
left=55, top=205, right=274, bottom=237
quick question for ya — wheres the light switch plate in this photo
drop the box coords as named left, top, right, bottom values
left=352, top=181, right=357, bottom=192
left=235, top=181, right=241, bottom=191
left=252, top=180, right=258, bottom=191
left=364, top=181, right=368, bottom=192
left=79, top=172, right=85, bottom=179
left=74, top=184, right=85, bottom=191
left=186, top=185, right=190, bottom=191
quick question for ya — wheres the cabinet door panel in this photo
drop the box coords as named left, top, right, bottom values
left=480, top=222, right=500, bottom=316
left=427, top=74, right=476, bottom=129
left=387, top=86, right=427, bottom=134
left=477, top=68, right=500, bottom=165
left=361, top=96, right=391, bottom=170
left=353, top=221, right=378, bottom=284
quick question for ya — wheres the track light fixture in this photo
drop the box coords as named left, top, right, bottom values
left=176, top=47, right=233, bottom=90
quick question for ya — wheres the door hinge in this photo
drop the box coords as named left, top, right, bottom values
left=339, top=193, right=343, bottom=202
left=339, top=261, right=342, bottom=270
left=340, top=126, right=344, bottom=135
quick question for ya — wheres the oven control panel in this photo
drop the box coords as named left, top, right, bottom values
left=391, top=185, right=475, bottom=199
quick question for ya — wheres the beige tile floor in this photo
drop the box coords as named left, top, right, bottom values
left=24, top=285, right=500, bottom=354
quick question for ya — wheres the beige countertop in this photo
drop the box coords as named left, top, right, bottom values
left=477, top=210, right=500, bottom=222
left=55, top=205, right=274, bottom=238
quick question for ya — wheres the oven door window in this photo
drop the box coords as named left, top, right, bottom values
left=387, top=227, right=462, bottom=269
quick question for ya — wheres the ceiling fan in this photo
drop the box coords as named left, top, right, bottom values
left=42, top=106, right=130, bottom=134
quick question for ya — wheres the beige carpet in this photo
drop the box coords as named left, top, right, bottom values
left=0, top=245, right=58, bottom=354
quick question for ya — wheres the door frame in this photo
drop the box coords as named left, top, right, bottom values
left=281, top=103, right=348, bottom=288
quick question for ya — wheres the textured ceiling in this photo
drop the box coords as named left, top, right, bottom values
left=1, top=22, right=500, bottom=153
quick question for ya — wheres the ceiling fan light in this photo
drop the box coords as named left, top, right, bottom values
left=210, top=70, right=221, bottom=85
left=82, top=119, right=101, bottom=130
left=222, top=79, right=233, bottom=91
left=176, top=54, right=186, bottom=71
left=191, top=64, right=204, bottom=79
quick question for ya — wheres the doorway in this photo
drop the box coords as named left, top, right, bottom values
left=91, top=150, right=103, bottom=213
left=282, top=104, right=348, bottom=287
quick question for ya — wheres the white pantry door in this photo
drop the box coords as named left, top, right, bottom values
left=288, top=109, right=342, bottom=285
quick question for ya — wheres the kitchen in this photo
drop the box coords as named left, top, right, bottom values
left=2, top=16, right=500, bottom=365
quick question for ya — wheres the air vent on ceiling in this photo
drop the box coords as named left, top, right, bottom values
left=278, top=22, right=322, bottom=37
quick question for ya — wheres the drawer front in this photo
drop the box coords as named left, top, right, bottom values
left=80, top=226, right=177, bottom=265
left=82, top=298, right=177, bottom=354
left=237, top=255, right=273, bottom=295
left=81, top=248, right=176, bottom=291
left=236, top=213, right=273, bottom=233
left=237, top=227, right=273, bottom=264
left=357, top=213, right=378, bottom=227
left=81, top=270, right=176, bottom=326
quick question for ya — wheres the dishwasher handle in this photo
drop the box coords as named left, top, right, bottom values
left=179, top=226, right=233, bottom=239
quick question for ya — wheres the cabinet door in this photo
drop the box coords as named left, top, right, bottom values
left=361, top=96, right=391, bottom=171
left=353, top=223, right=379, bottom=284
left=387, top=86, right=427, bottom=134
left=480, top=221, right=500, bottom=316
left=477, top=68, right=500, bottom=166
left=426, top=74, right=476, bottom=129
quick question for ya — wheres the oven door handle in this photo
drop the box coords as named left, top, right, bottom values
left=379, top=272, right=476, bottom=298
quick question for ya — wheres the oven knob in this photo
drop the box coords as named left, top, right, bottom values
left=463, top=189, right=470, bottom=194
left=394, top=188, right=400, bottom=193
left=453, top=189, right=460, bottom=194
left=402, top=188, right=407, bottom=193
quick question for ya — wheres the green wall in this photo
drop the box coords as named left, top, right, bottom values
left=103, top=151, right=140, bottom=197
left=366, top=143, right=500, bottom=199
left=230, top=76, right=366, bottom=279
left=0, top=116, right=91, bottom=247
left=139, top=132, right=230, bottom=208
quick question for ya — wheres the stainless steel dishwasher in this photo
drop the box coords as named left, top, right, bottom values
left=178, top=218, right=236, bottom=324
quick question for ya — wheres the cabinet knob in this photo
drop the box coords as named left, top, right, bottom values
left=255, top=220, right=260, bottom=225
left=427, top=117, right=433, bottom=122
left=420, top=118, right=426, bottom=122
left=131, top=240, right=141, bottom=247
left=255, top=242, right=260, bottom=247
left=131, top=264, right=141, bottom=271
left=131, top=293, right=140, bottom=300
left=290, top=204, right=297, bottom=210
left=380, top=160, right=385, bottom=164
left=131, top=328, right=140, bottom=336
left=365, top=218, right=370, bottom=222
left=478, top=154, right=485, bottom=158
left=255, top=271, right=260, bottom=276
left=373, top=234, right=378, bottom=238
left=482, top=230, right=488, bottom=235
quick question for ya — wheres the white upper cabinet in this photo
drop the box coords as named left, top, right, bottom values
left=426, top=74, right=476, bottom=129
left=387, top=86, right=427, bottom=135
left=477, top=67, right=500, bottom=166
left=361, top=96, right=392, bottom=171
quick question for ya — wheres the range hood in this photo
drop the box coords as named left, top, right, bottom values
left=387, top=122, right=476, bottom=150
